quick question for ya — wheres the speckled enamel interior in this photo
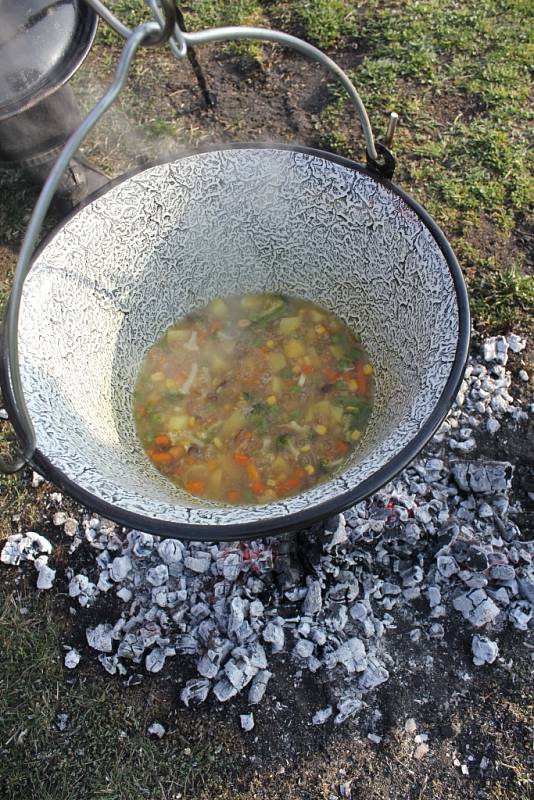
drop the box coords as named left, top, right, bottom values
left=18, top=148, right=459, bottom=526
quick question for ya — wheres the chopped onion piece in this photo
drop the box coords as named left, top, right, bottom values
left=184, top=331, right=199, bottom=351
left=181, top=362, right=198, bottom=394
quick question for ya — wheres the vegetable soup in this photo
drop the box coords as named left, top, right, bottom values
left=133, top=294, right=374, bottom=504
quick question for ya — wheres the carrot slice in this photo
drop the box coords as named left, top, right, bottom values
left=250, top=481, right=266, bottom=495
left=246, top=462, right=260, bottom=482
left=302, top=364, right=314, bottom=375
left=325, top=368, right=340, bottom=382
left=233, top=452, right=250, bottom=465
left=169, top=445, right=185, bottom=459
left=152, top=451, right=173, bottom=465
left=276, top=473, right=304, bottom=494
left=154, top=434, right=171, bottom=449
left=335, top=440, right=350, bottom=454
left=185, top=480, right=205, bottom=494
left=355, top=363, right=369, bottom=396
left=227, top=490, right=241, bottom=502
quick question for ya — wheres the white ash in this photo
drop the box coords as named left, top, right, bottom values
left=148, top=721, right=166, bottom=738
left=180, top=679, right=210, bottom=707
left=64, top=648, right=81, bottom=669
left=63, top=518, right=79, bottom=537
left=35, top=557, right=56, bottom=590
left=99, top=653, right=127, bottom=675
left=145, top=647, right=168, bottom=673
left=2, top=336, right=532, bottom=722
left=472, top=635, right=499, bottom=666
left=334, top=697, right=362, bottom=724
left=56, top=712, right=69, bottom=732
left=248, top=669, right=272, bottom=704
left=68, top=573, right=98, bottom=607
left=31, top=471, right=45, bottom=487
left=1, top=532, right=52, bottom=565
left=110, top=555, right=132, bottom=582
left=86, top=624, right=114, bottom=653
left=312, top=706, right=333, bottom=725
left=240, top=713, right=254, bottom=731
left=453, top=590, right=501, bottom=628
left=414, top=743, right=430, bottom=759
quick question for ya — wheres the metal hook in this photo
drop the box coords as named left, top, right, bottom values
left=143, top=0, right=178, bottom=47
left=84, top=0, right=176, bottom=47
left=383, top=112, right=399, bottom=150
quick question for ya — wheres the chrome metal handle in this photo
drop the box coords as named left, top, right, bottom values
left=1, top=20, right=159, bottom=471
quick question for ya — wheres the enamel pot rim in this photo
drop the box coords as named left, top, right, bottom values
left=7, top=143, right=470, bottom=541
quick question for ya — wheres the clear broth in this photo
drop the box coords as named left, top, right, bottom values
left=133, top=294, right=374, bottom=505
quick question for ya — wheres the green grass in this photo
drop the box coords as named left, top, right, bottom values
left=82, top=0, right=534, bottom=337
left=470, top=263, right=534, bottom=331
left=311, top=0, right=533, bottom=333
left=290, top=0, right=358, bottom=48
left=94, top=0, right=153, bottom=46
left=0, top=590, right=238, bottom=800
left=97, top=0, right=268, bottom=61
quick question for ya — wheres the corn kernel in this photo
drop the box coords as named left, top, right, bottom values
left=301, top=444, right=311, bottom=453
left=267, top=479, right=276, bottom=487
left=165, top=378, right=176, bottom=390
left=304, top=464, right=315, bottom=475
left=266, top=395, right=277, bottom=405
left=238, top=318, right=251, bottom=328
left=292, top=365, right=300, bottom=374
left=315, top=324, right=326, bottom=335
left=150, top=371, right=165, bottom=382
left=348, top=379, right=358, bottom=391
left=363, top=363, right=374, bottom=375
left=266, top=339, right=275, bottom=348
left=188, top=416, right=196, bottom=427
left=350, top=429, right=362, bottom=441
left=314, top=424, right=327, bottom=435
left=213, top=437, right=223, bottom=449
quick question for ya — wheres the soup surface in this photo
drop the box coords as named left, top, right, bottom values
left=133, top=294, right=374, bottom=505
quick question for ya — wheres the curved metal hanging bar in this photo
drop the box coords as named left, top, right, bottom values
left=1, top=21, right=161, bottom=468
left=84, top=0, right=176, bottom=46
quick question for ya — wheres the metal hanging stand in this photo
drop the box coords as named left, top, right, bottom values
left=0, top=0, right=398, bottom=475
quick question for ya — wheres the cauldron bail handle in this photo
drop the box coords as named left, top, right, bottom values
left=0, top=18, right=167, bottom=474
